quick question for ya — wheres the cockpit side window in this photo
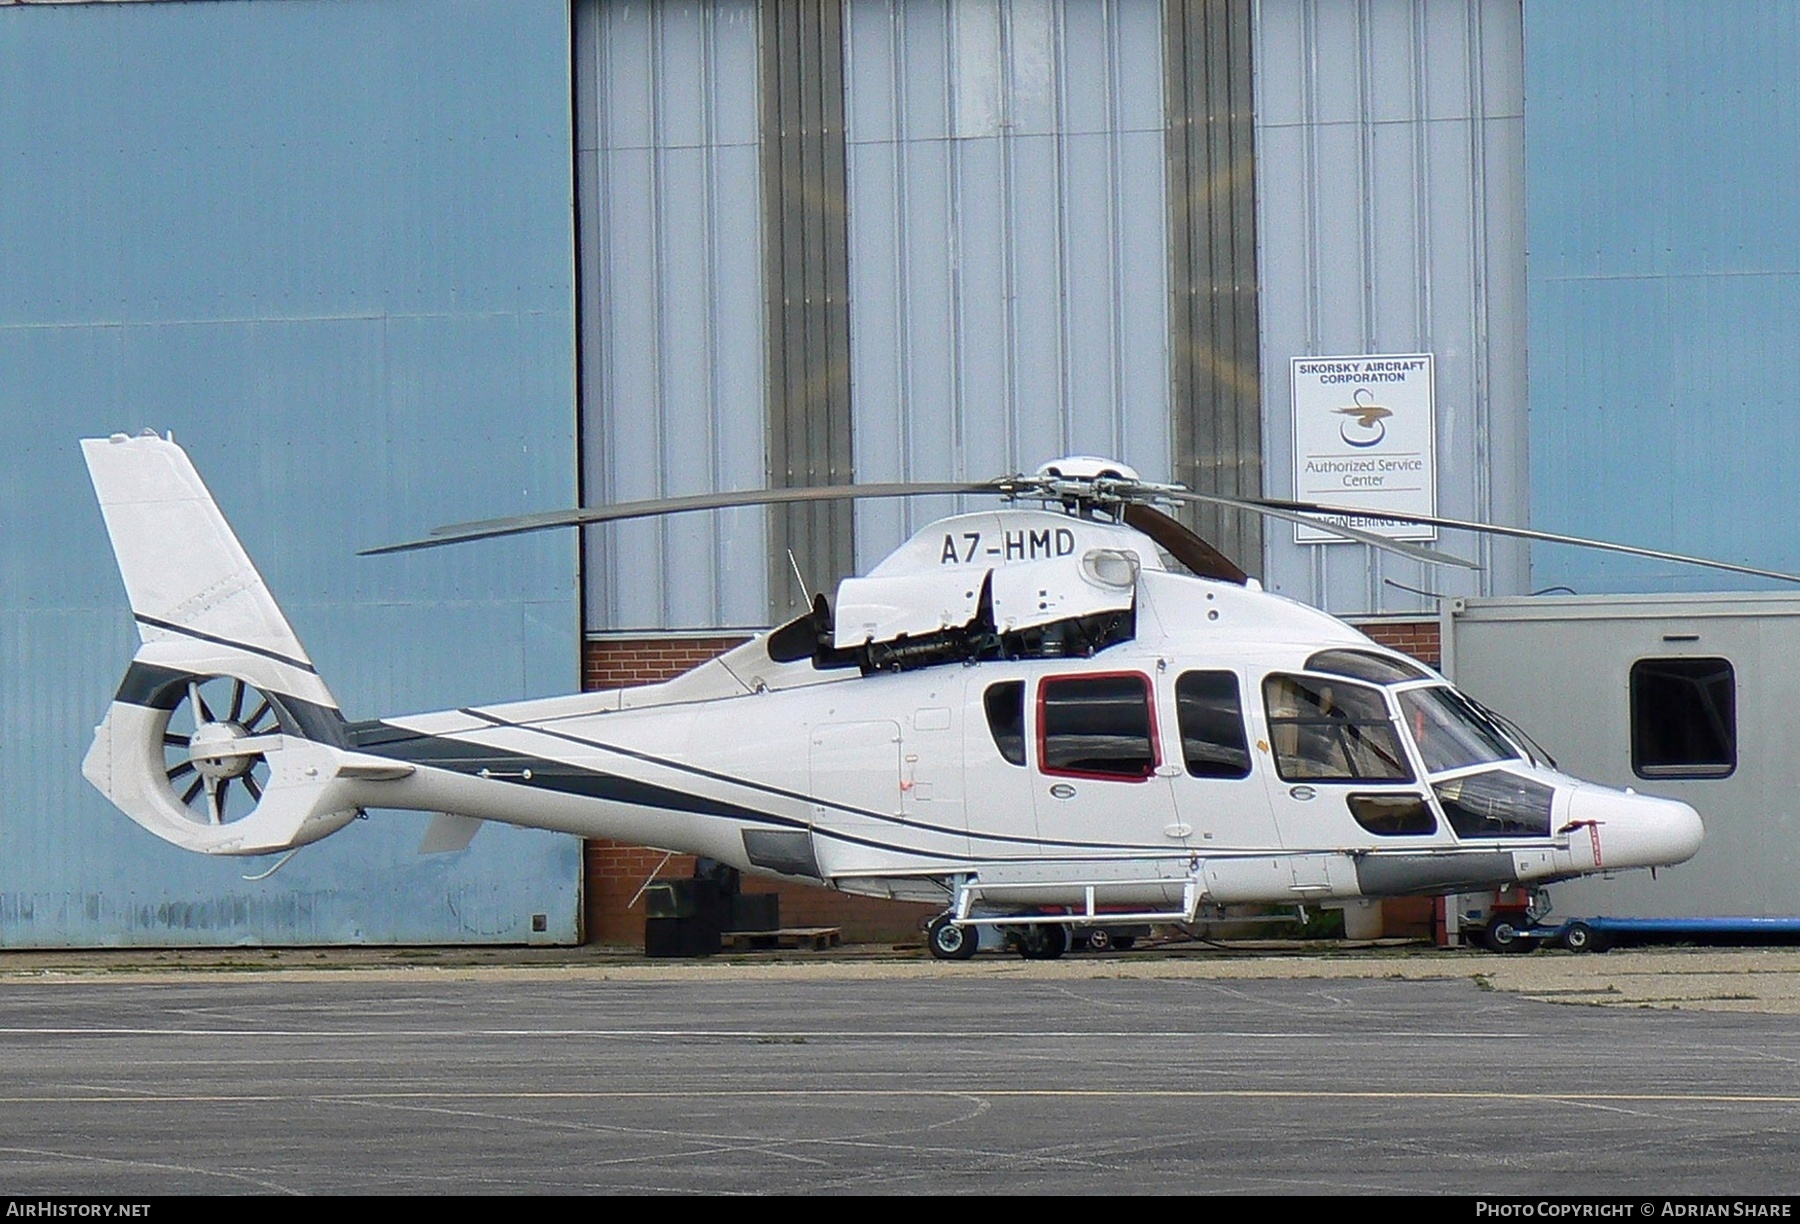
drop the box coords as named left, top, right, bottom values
left=983, top=681, right=1027, bottom=767
left=1263, top=674, right=1413, bottom=783
left=1175, top=671, right=1251, bottom=778
left=1347, top=793, right=1438, bottom=836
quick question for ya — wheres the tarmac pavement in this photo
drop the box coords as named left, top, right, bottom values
left=5, top=940, right=1800, bottom=1192
left=5, top=939, right=1800, bottom=1013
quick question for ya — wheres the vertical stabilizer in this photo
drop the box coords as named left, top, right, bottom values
left=82, top=432, right=336, bottom=709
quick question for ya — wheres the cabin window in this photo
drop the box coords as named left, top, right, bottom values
left=1039, top=673, right=1156, bottom=780
left=1175, top=671, right=1251, bottom=778
left=984, top=681, right=1027, bottom=767
left=1630, top=657, right=1736, bottom=779
left=1263, top=674, right=1412, bottom=783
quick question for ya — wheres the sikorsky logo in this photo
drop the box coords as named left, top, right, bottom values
left=1335, top=389, right=1393, bottom=448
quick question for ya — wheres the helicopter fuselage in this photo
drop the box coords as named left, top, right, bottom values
left=335, top=559, right=1703, bottom=918
left=79, top=436, right=1704, bottom=944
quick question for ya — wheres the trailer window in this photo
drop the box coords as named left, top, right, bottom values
left=1175, top=671, right=1251, bottom=778
left=1040, top=674, right=1156, bottom=780
left=1631, top=657, right=1736, bottom=779
left=1263, top=675, right=1412, bottom=783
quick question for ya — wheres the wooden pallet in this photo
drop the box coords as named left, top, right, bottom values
left=721, top=926, right=842, bottom=952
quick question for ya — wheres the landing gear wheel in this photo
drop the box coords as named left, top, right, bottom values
left=1083, top=927, right=1113, bottom=953
left=1015, top=923, right=1068, bottom=961
left=1561, top=921, right=1605, bottom=954
left=1482, top=916, right=1538, bottom=954
left=926, top=915, right=979, bottom=961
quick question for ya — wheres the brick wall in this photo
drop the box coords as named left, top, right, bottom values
left=1352, top=617, right=1442, bottom=667
left=583, top=636, right=752, bottom=690
left=584, top=839, right=936, bottom=947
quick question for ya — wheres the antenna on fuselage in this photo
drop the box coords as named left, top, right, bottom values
left=786, top=548, right=813, bottom=605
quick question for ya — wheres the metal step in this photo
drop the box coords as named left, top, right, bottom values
left=951, top=863, right=1203, bottom=929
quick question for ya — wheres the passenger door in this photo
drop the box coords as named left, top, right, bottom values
left=1030, top=671, right=1179, bottom=853
left=1166, top=669, right=1278, bottom=852
left=962, top=675, right=1039, bottom=859
left=1257, top=672, right=1435, bottom=886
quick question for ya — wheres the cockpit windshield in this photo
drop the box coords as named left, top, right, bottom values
left=1396, top=685, right=1523, bottom=775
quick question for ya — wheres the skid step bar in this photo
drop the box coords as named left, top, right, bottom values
left=950, top=874, right=1203, bottom=929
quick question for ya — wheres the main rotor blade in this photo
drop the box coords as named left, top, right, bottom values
left=1159, top=490, right=1481, bottom=570
left=360, top=481, right=1007, bottom=555
left=1254, top=497, right=1800, bottom=586
left=1121, top=503, right=1248, bottom=585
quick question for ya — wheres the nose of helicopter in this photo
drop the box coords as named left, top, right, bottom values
left=1567, top=787, right=1704, bottom=870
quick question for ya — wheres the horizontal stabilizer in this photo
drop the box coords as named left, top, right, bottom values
left=419, top=812, right=484, bottom=854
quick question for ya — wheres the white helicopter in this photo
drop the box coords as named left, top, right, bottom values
left=85, top=432, right=1777, bottom=958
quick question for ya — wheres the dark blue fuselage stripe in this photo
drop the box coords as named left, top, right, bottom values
left=351, top=724, right=973, bottom=860
left=450, top=706, right=1174, bottom=856
left=134, top=615, right=319, bottom=674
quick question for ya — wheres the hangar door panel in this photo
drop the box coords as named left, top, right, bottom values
left=844, top=0, right=1173, bottom=559
left=0, top=0, right=581, bottom=945
left=575, top=0, right=769, bottom=630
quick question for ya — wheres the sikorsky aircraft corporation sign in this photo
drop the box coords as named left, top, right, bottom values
left=1290, top=352, right=1437, bottom=544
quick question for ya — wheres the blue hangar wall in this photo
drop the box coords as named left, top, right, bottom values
left=0, top=0, right=583, bottom=944
left=1525, top=1, right=1800, bottom=594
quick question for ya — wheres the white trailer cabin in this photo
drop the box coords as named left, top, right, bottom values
left=1441, top=592, right=1800, bottom=922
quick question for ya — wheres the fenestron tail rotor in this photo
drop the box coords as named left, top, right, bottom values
left=82, top=433, right=367, bottom=857
left=160, top=676, right=282, bottom=827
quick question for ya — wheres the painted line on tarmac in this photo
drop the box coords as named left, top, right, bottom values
left=0, top=1026, right=1537, bottom=1040
left=1, top=1088, right=1797, bottom=1105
